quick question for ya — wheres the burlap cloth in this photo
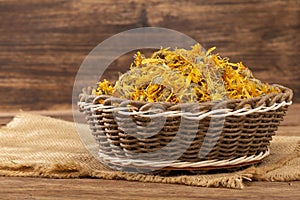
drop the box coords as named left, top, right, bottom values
left=0, top=112, right=299, bottom=189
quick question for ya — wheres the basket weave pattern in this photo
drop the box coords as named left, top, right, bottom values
left=79, top=85, right=292, bottom=169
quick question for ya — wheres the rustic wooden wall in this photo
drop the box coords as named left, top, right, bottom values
left=0, top=0, right=299, bottom=112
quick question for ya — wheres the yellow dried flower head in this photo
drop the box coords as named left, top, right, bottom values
left=93, top=79, right=115, bottom=96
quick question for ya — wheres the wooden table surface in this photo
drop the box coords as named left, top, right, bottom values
left=0, top=177, right=299, bottom=200
left=0, top=104, right=299, bottom=199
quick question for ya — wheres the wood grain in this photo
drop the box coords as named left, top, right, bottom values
left=0, top=0, right=299, bottom=112
left=0, top=177, right=299, bottom=200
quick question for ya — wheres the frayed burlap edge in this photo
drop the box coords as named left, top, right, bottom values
left=0, top=161, right=251, bottom=189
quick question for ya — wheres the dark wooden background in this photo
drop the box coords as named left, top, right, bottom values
left=1, top=0, right=299, bottom=112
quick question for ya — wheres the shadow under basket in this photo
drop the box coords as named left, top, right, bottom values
left=78, top=84, right=293, bottom=172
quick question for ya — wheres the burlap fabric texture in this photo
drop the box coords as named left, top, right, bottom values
left=0, top=112, right=299, bottom=189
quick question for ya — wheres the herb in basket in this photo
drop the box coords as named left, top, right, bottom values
left=94, top=44, right=280, bottom=103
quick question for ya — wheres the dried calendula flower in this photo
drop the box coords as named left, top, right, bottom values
left=211, top=55, right=281, bottom=99
left=94, top=44, right=281, bottom=103
left=114, top=64, right=187, bottom=103
left=93, top=79, right=115, bottom=95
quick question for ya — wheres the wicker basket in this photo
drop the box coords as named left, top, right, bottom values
left=78, top=84, right=293, bottom=171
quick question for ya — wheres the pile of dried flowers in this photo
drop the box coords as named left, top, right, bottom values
left=94, top=44, right=280, bottom=103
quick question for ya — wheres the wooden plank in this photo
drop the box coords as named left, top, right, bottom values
left=281, top=104, right=300, bottom=126
left=0, top=0, right=299, bottom=112
left=0, top=177, right=299, bottom=200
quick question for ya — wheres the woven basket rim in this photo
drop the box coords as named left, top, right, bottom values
left=79, top=84, right=293, bottom=111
